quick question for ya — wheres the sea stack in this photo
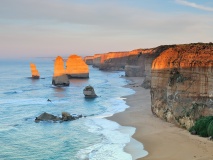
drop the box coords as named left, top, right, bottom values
left=52, top=56, right=70, bottom=86
left=30, top=63, right=40, bottom=79
left=66, top=54, right=89, bottom=78
left=83, top=85, right=97, bottom=98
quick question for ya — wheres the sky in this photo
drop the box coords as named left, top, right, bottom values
left=0, top=0, right=213, bottom=58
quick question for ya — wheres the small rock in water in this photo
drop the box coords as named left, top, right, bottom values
left=83, top=85, right=97, bottom=98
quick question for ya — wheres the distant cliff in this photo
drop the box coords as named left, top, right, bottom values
left=84, top=56, right=94, bottom=65
left=150, top=43, right=213, bottom=129
left=125, top=45, right=174, bottom=88
left=92, top=49, right=142, bottom=71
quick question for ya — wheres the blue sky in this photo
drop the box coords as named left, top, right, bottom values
left=0, top=0, right=212, bottom=58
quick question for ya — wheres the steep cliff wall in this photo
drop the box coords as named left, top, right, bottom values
left=93, top=54, right=102, bottom=68
left=84, top=56, right=94, bottom=65
left=151, top=43, right=213, bottom=129
left=93, top=49, right=143, bottom=71
left=125, top=45, right=174, bottom=88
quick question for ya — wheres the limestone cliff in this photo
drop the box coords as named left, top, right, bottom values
left=93, top=54, right=102, bottom=68
left=92, top=49, right=142, bottom=71
left=125, top=45, right=174, bottom=89
left=30, top=63, right=40, bottom=79
left=151, top=43, right=213, bottom=129
left=66, top=54, right=89, bottom=78
left=84, top=56, right=94, bottom=65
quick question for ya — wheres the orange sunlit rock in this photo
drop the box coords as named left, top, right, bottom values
left=52, top=56, right=69, bottom=86
left=66, top=54, right=89, bottom=78
left=150, top=43, right=213, bottom=129
left=94, top=49, right=142, bottom=70
left=30, top=63, right=40, bottom=79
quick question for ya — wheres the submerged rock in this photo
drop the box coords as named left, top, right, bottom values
left=52, top=56, right=69, bottom=86
left=35, top=112, right=83, bottom=122
left=83, top=85, right=97, bottom=98
left=30, top=63, right=40, bottom=79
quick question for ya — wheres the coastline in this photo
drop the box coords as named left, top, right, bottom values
left=107, top=77, right=213, bottom=160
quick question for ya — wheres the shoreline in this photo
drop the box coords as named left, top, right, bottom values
left=107, top=77, right=213, bottom=160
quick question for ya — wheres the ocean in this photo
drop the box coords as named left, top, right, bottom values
left=0, top=58, right=147, bottom=160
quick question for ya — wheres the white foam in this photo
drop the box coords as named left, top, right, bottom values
left=77, top=117, right=148, bottom=160
left=99, top=97, right=129, bottom=118
left=77, top=118, right=133, bottom=160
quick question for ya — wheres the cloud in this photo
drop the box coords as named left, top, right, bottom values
left=0, top=0, right=213, bottom=58
left=175, top=0, right=213, bottom=11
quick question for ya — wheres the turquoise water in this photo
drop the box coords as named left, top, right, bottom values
left=0, top=58, right=147, bottom=160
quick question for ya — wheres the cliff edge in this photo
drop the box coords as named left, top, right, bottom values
left=151, top=43, right=213, bottom=129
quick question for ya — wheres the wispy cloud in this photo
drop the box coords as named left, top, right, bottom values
left=175, top=0, right=213, bottom=11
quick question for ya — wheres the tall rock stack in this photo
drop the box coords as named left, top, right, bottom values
left=66, top=54, right=89, bottom=78
left=52, top=56, right=69, bottom=86
left=30, top=63, right=40, bottom=79
left=150, top=43, right=213, bottom=129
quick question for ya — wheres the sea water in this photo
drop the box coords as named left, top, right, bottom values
left=0, top=58, right=148, bottom=160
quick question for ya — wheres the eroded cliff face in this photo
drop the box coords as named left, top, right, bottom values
left=93, top=54, right=102, bottom=68
left=66, top=54, right=89, bottom=78
left=151, top=43, right=213, bottom=129
left=84, top=56, right=94, bottom=65
left=125, top=45, right=174, bottom=89
left=92, top=49, right=142, bottom=71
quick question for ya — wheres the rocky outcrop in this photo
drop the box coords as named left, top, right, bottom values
left=150, top=43, right=213, bottom=129
left=84, top=56, right=94, bottom=65
left=66, top=55, right=89, bottom=78
left=83, top=85, right=97, bottom=98
left=52, top=56, right=70, bottom=86
left=30, top=63, right=40, bottom=79
left=35, top=112, right=83, bottom=122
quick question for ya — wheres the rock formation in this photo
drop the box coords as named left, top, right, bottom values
left=30, top=63, right=40, bottom=79
left=35, top=112, right=60, bottom=122
left=93, top=54, right=102, bottom=68
left=66, top=54, right=89, bottom=78
left=92, top=49, right=142, bottom=71
left=52, top=56, right=70, bottom=86
left=35, top=112, right=83, bottom=122
left=84, top=56, right=94, bottom=65
left=83, top=85, right=97, bottom=98
left=150, top=43, right=213, bottom=129
left=125, top=45, right=174, bottom=88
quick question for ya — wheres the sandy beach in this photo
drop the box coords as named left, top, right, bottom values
left=108, top=77, right=213, bottom=160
